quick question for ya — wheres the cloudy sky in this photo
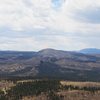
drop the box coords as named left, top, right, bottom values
left=0, top=0, right=100, bottom=51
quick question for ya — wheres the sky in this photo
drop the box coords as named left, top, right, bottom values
left=0, top=0, right=100, bottom=51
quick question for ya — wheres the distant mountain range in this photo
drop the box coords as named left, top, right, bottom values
left=79, top=48, right=100, bottom=54
left=0, top=48, right=100, bottom=81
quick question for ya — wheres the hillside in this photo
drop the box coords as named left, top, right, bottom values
left=0, top=48, right=100, bottom=81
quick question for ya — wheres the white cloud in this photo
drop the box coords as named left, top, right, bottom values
left=0, top=0, right=100, bottom=32
left=0, top=35, right=90, bottom=51
left=0, top=0, right=100, bottom=50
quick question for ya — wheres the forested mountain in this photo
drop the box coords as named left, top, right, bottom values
left=0, top=48, right=100, bottom=81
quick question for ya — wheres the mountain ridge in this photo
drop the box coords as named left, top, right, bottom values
left=79, top=48, right=100, bottom=54
left=0, top=48, right=100, bottom=81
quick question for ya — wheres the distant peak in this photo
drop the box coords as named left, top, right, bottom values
left=38, top=48, right=56, bottom=52
left=80, top=48, right=100, bottom=54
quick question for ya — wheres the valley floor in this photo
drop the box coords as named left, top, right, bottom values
left=22, top=90, right=100, bottom=100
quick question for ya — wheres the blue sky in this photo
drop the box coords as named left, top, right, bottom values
left=0, top=0, right=100, bottom=51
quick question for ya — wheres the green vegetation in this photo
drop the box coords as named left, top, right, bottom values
left=0, top=79, right=100, bottom=100
left=62, top=84, right=100, bottom=92
left=0, top=90, right=7, bottom=100
left=7, top=80, right=61, bottom=100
